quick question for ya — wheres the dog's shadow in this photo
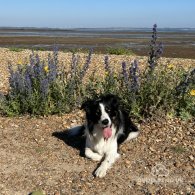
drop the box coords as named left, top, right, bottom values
left=52, top=126, right=107, bottom=176
left=52, top=126, right=86, bottom=157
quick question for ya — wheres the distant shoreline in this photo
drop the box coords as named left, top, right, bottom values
left=0, top=28, right=195, bottom=59
left=1, top=27, right=195, bottom=32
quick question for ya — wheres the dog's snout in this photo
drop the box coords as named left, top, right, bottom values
left=102, top=119, right=109, bottom=125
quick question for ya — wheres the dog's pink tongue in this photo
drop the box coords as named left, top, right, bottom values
left=103, top=127, right=112, bottom=140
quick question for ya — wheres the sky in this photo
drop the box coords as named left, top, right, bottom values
left=0, top=0, right=195, bottom=28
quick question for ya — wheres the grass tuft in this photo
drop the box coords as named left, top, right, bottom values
left=8, top=47, right=24, bottom=52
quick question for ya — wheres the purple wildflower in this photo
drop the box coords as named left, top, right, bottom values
left=35, top=54, right=40, bottom=65
left=71, top=53, right=78, bottom=75
left=48, top=53, right=57, bottom=82
left=121, top=61, right=129, bottom=86
left=148, top=24, right=163, bottom=70
left=8, top=64, right=15, bottom=89
left=156, top=42, right=164, bottom=58
left=104, top=56, right=109, bottom=72
left=129, top=60, right=139, bottom=91
left=40, top=78, right=49, bottom=99
left=30, top=51, right=35, bottom=66
left=104, top=55, right=113, bottom=75
left=151, top=24, right=157, bottom=44
left=80, top=49, right=93, bottom=80
left=24, top=73, right=32, bottom=95
left=176, top=68, right=195, bottom=95
left=8, top=63, right=23, bottom=94
left=53, top=46, right=58, bottom=66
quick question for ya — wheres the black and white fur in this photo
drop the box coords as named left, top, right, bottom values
left=69, top=94, right=139, bottom=178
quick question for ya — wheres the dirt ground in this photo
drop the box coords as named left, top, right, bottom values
left=0, top=111, right=194, bottom=195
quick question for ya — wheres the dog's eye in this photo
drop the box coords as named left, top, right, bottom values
left=105, top=107, right=111, bottom=113
left=96, top=109, right=100, bottom=115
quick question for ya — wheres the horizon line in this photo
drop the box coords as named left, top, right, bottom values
left=0, top=26, right=195, bottom=30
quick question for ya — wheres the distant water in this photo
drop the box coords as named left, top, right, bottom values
left=0, top=27, right=195, bottom=39
left=1, top=27, right=195, bottom=58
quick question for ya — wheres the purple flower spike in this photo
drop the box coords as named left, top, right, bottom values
left=129, top=60, right=139, bottom=91
left=148, top=24, right=163, bottom=70
left=122, top=61, right=128, bottom=85
left=80, top=49, right=93, bottom=80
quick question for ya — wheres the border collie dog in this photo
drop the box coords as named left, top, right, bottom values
left=70, top=94, right=139, bottom=178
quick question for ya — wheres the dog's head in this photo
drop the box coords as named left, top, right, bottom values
left=81, top=94, right=120, bottom=138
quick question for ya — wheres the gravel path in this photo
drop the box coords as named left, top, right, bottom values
left=0, top=48, right=195, bottom=194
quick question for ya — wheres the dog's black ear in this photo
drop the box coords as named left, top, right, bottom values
left=112, top=95, right=120, bottom=109
left=80, top=99, right=94, bottom=112
left=106, top=94, right=120, bottom=108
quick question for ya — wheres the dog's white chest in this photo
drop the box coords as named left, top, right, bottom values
left=86, top=125, right=117, bottom=156
left=93, top=138, right=111, bottom=155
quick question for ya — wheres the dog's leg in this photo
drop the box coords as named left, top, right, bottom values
left=85, top=147, right=103, bottom=161
left=95, top=142, right=120, bottom=178
left=126, top=131, right=140, bottom=141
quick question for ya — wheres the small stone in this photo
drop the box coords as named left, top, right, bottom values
left=186, top=187, right=191, bottom=193
left=173, top=162, right=181, bottom=167
left=172, top=137, right=178, bottom=142
left=71, top=119, right=77, bottom=123
left=186, top=165, right=193, bottom=171
left=54, top=191, right=60, bottom=195
left=189, top=155, right=194, bottom=161
left=135, top=181, right=142, bottom=186
left=125, top=160, right=131, bottom=164
left=149, top=147, right=155, bottom=152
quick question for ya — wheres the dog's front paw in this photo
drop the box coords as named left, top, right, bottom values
left=91, top=154, right=103, bottom=162
left=85, top=148, right=103, bottom=162
left=95, top=165, right=107, bottom=178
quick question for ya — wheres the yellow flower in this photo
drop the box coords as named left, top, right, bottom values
left=167, top=112, right=174, bottom=118
left=167, top=64, right=174, bottom=69
left=113, top=73, right=118, bottom=79
left=105, top=71, right=109, bottom=76
left=17, top=60, right=22, bottom=65
left=190, top=89, right=195, bottom=96
left=44, top=65, right=49, bottom=73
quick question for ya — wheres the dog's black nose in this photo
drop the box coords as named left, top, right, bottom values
left=102, top=119, right=109, bottom=125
